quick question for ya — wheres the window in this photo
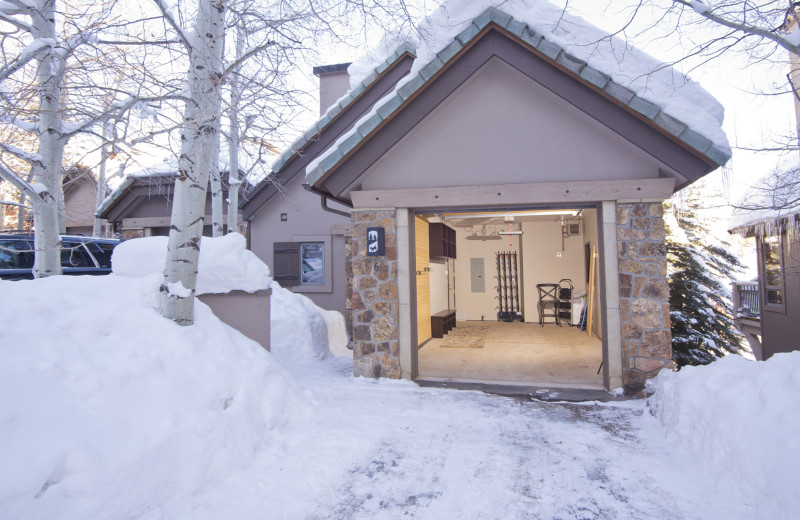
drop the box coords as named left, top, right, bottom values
left=761, top=233, right=785, bottom=308
left=0, top=239, right=33, bottom=269
left=300, top=242, right=324, bottom=286
left=61, top=241, right=95, bottom=268
left=273, top=235, right=332, bottom=292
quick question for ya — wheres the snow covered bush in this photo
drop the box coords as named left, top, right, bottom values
left=0, top=274, right=306, bottom=520
left=647, top=353, right=800, bottom=518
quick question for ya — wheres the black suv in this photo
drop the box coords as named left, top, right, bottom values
left=0, top=233, right=122, bottom=280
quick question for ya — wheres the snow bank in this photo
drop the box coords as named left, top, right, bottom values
left=270, top=283, right=350, bottom=361
left=112, top=233, right=271, bottom=294
left=0, top=274, right=305, bottom=520
left=647, top=353, right=800, bottom=517
left=112, top=234, right=349, bottom=361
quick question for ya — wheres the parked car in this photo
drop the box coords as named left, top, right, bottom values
left=0, top=233, right=122, bottom=280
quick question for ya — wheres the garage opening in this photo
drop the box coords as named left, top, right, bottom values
left=414, top=207, right=604, bottom=389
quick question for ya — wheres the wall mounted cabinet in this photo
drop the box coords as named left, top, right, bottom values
left=429, top=222, right=456, bottom=259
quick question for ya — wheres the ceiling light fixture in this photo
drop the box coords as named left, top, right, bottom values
left=445, top=210, right=579, bottom=219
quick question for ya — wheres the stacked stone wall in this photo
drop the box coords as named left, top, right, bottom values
left=344, top=234, right=354, bottom=342
left=349, top=209, right=401, bottom=378
left=617, top=202, right=673, bottom=388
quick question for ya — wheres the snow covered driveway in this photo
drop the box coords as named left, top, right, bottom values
left=141, top=357, right=739, bottom=520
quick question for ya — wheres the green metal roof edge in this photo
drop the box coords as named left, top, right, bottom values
left=306, top=6, right=731, bottom=185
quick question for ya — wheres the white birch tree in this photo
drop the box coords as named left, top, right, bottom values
left=155, top=0, right=226, bottom=325
left=0, top=0, right=188, bottom=274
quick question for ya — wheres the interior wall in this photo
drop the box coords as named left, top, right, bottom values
left=453, top=224, right=521, bottom=321
left=581, top=208, right=602, bottom=339
left=415, top=216, right=431, bottom=344
left=521, top=220, right=586, bottom=324
left=429, top=261, right=449, bottom=314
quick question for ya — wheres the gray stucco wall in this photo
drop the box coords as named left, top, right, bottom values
left=361, top=58, right=664, bottom=191
left=247, top=172, right=350, bottom=318
left=65, top=180, right=99, bottom=231
left=198, top=289, right=270, bottom=350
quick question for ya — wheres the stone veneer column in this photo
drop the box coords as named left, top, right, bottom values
left=617, top=202, right=673, bottom=389
left=344, top=234, right=354, bottom=342
left=350, top=209, right=401, bottom=378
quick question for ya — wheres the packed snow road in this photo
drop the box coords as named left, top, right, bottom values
left=140, top=357, right=739, bottom=520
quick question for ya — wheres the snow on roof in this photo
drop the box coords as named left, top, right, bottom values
left=305, top=1, right=731, bottom=184
left=96, top=152, right=265, bottom=218
left=729, top=165, right=800, bottom=233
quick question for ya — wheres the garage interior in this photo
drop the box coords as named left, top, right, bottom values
left=414, top=208, right=604, bottom=389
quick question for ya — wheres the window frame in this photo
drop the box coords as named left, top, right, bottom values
left=759, top=231, right=786, bottom=313
left=291, top=235, right=332, bottom=293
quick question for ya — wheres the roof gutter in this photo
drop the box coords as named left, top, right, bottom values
left=302, top=183, right=352, bottom=217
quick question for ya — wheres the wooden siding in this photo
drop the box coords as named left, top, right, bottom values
left=415, top=216, right=431, bottom=345
left=761, top=233, right=800, bottom=358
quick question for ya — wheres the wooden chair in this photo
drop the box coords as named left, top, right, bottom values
left=536, top=283, right=560, bottom=326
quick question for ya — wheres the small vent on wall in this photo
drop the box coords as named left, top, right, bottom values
left=563, top=222, right=582, bottom=237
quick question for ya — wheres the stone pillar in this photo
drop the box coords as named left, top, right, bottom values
left=350, top=209, right=401, bottom=378
left=344, top=234, right=354, bottom=342
left=617, top=202, right=673, bottom=390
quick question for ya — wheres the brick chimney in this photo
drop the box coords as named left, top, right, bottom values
left=313, top=63, right=351, bottom=116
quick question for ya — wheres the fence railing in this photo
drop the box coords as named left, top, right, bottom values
left=732, top=282, right=760, bottom=319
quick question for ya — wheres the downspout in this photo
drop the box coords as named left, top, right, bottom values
left=302, top=183, right=352, bottom=217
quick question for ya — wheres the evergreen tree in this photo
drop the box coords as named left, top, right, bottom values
left=665, top=183, right=746, bottom=368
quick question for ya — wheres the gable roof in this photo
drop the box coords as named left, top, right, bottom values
left=305, top=4, right=730, bottom=199
left=97, top=169, right=245, bottom=222
left=239, top=44, right=416, bottom=219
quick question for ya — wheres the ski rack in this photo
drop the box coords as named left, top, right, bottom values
left=496, top=251, right=522, bottom=322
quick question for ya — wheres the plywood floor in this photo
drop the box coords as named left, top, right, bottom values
left=417, top=321, right=603, bottom=389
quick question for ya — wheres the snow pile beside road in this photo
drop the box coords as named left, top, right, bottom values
left=112, top=233, right=271, bottom=294
left=270, top=283, right=350, bottom=361
left=0, top=274, right=305, bottom=520
left=648, top=353, right=800, bottom=517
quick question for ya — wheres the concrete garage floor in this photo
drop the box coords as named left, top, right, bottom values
left=417, top=321, right=604, bottom=389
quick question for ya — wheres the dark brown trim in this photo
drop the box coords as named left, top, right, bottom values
left=317, top=28, right=716, bottom=200
left=303, top=182, right=354, bottom=209
left=240, top=53, right=416, bottom=220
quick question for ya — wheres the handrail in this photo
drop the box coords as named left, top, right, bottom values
left=732, top=282, right=760, bottom=319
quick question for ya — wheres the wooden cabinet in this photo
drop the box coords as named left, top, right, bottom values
left=429, top=222, right=456, bottom=259
left=431, top=309, right=456, bottom=338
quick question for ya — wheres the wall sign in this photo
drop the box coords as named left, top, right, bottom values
left=367, top=227, right=385, bottom=256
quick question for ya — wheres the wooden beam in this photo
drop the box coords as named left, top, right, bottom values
left=350, top=178, right=676, bottom=209
left=121, top=213, right=242, bottom=229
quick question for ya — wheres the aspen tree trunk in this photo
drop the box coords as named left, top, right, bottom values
left=31, top=0, right=64, bottom=277
left=209, top=134, right=223, bottom=236
left=93, top=121, right=111, bottom=237
left=160, top=0, right=226, bottom=325
left=226, top=22, right=244, bottom=234
left=16, top=195, right=25, bottom=231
